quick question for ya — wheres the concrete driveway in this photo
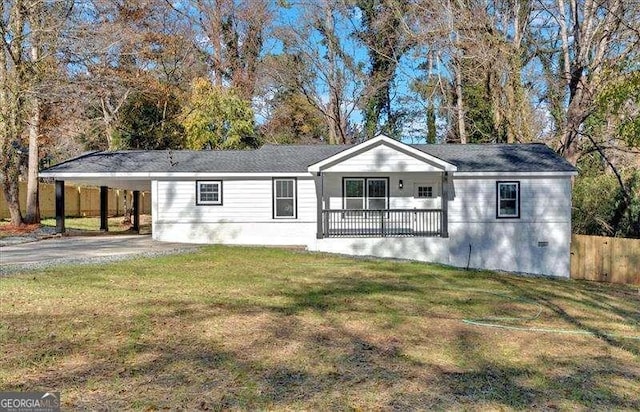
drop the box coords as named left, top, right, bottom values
left=0, top=235, right=200, bottom=273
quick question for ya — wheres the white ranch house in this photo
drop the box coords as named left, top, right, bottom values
left=40, top=135, right=577, bottom=277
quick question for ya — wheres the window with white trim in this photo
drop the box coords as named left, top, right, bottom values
left=196, top=181, right=222, bottom=205
left=273, top=178, right=296, bottom=218
left=343, top=178, right=388, bottom=210
left=416, top=185, right=433, bottom=198
left=497, top=181, right=520, bottom=218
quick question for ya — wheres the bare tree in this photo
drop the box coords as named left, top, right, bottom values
left=270, top=0, right=366, bottom=143
left=167, top=0, right=272, bottom=99
left=1, top=0, right=29, bottom=226
left=534, top=0, right=640, bottom=165
left=353, top=0, right=413, bottom=139
left=410, top=0, right=539, bottom=144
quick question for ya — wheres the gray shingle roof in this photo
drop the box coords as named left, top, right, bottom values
left=41, top=143, right=576, bottom=174
left=411, top=144, right=576, bottom=172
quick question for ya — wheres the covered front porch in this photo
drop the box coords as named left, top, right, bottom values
left=308, top=137, right=456, bottom=240
left=321, top=208, right=444, bottom=237
left=314, top=170, right=451, bottom=239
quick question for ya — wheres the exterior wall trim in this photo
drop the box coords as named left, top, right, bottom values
left=272, top=177, right=298, bottom=219
left=39, top=172, right=313, bottom=179
left=308, top=135, right=457, bottom=173
left=195, top=180, right=223, bottom=206
left=341, top=176, right=390, bottom=210
left=453, top=171, right=577, bottom=177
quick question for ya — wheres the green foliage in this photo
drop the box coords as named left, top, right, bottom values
left=181, top=79, right=257, bottom=150
left=426, top=104, right=437, bottom=144
left=410, top=73, right=445, bottom=143
left=354, top=0, right=409, bottom=139
left=262, top=91, right=328, bottom=143
left=573, top=173, right=620, bottom=236
left=115, top=92, right=185, bottom=150
left=461, top=78, right=501, bottom=143
left=573, top=167, right=640, bottom=238
left=587, top=71, right=640, bottom=148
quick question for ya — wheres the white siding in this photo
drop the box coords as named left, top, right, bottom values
left=445, top=175, right=572, bottom=277
left=322, top=172, right=443, bottom=210
left=447, top=222, right=571, bottom=278
left=152, top=177, right=317, bottom=245
left=154, top=221, right=317, bottom=245
left=448, top=176, right=571, bottom=223
left=311, top=237, right=450, bottom=265
left=314, top=173, right=573, bottom=278
left=150, top=172, right=573, bottom=278
left=323, top=144, right=445, bottom=173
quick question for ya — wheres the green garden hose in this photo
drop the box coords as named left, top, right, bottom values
left=458, top=288, right=640, bottom=341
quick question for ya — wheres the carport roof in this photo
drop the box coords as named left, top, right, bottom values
left=40, top=142, right=577, bottom=175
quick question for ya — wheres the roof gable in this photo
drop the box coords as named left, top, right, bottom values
left=308, top=135, right=457, bottom=173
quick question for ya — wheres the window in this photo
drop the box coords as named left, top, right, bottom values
left=367, top=179, right=387, bottom=209
left=344, top=178, right=365, bottom=210
left=196, top=181, right=222, bottom=205
left=416, top=185, right=433, bottom=198
left=343, top=178, right=388, bottom=210
left=273, top=178, right=296, bottom=218
left=497, top=181, right=520, bottom=218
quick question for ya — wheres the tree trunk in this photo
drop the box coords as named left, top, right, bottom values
left=1, top=146, right=24, bottom=226
left=25, top=33, right=41, bottom=224
left=454, top=57, right=467, bottom=144
left=326, top=110, right=339, bottom=145
left=2, top=184, right=23, bottom=226
left=323, top=5, right=343, bottom=144
left=122, top=190, right=132, bottom=225
left=0, top=0, right=25, bottom=226
left=24, top=100, right=41, bottom=223
left=426, top=103, right=436, bottom=144
left=559, top=86, right=588, bottom=166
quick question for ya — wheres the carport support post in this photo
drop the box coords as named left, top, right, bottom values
left=100, top=186, right=108, bottom=232
left=55, top=180, right=65, bottom=234
left=132, top=190, right=140, bottom=233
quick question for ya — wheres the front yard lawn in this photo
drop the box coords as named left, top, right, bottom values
left=1, top=246, right=638, bottom=409
left=39, top=215, right=152, bottom=234
left=0, top=215, right=152, bottom=238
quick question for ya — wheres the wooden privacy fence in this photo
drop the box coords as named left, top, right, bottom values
left=571, top=234, right=640, bottom=285
left=0, top=182, right=150, bottom=219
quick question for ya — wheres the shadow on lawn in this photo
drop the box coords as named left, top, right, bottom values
left=278, top=277, right=420, bottom=314
left=4, top=269, right=640, bottom=409
left=493, top=276, right=640, bottom=357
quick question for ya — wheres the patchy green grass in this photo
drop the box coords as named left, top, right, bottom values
left=0, top=215, right=151, bottom=237
left=40, top=215, right=152, bottom=234
left=1, top=246, right=639, bottom=410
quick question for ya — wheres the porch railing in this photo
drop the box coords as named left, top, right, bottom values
left=321, top=209, right=443, bottom=238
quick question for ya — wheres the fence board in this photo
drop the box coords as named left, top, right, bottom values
left=571, top=234, right=640, bottom=285
left=1, top=182, right=150, bottom=219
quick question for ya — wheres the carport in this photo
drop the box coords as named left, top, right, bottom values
left=50, top=178, right=150, bottom=234
left=39, top=152, right=153, bottom=234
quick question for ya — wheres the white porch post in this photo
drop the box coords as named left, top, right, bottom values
left=315, top=172, right=324, bottom=239
left=441, top=172, right=449, bottom=238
